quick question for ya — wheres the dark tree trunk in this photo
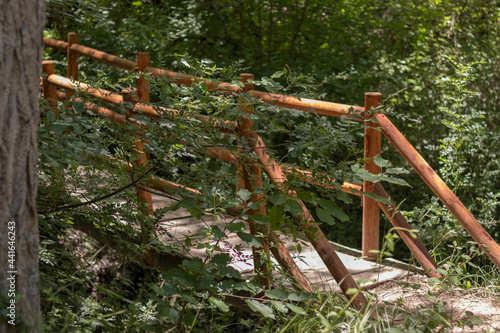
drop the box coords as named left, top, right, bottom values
left=0, top=0, right=45, bottom=331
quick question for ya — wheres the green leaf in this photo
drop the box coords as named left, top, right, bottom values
left=217, top=265, right=240, bottom=278
left=285, top=303, right=307, bottom=315
left=265, top=289, right=288, bottom=300
left=46, top=124, right=67, bottom=134
left=283, top=199, right=303, bottom=216
left=271, top=301, right=288, bottom=313
left=269, top=205, right=284, bottom=230
left=186, top=206, right=202, bottom=219
left=227, top=222, right=245, bottom=232
left=236, top=189, right=252, bottom=201
left=297, top=191, right=315, bottom=203
left=269, top=192, right=286, bottom=205
left=175, top=274, right=198, bottom=289
left=209, top=297, right=229, bottom=312
left=379, top=175, right=410, bottom=186
left=182, top=258, right=203, bottom=270
left=316, top=207, right=336, bottom=225
left=46, top=111, right=56, bottom=122
left=386, top=167, right=408, bottom=174
left=245, top=300, right=275, bottom=319
left=336, top=190, right=353, bottom=204
left=373, top=155, right=389, bottom=167
left=237, top=231, right=252, bottom=243
left=288, top=292, right=314, bottom=301
left=352, top=165, right=380, bottom=182
left=199, top=81, right=209, bottom=92
left=210, top=225, right=226, bottom=239
left=237, top=232, right=262, bottom=248
left=251, top=213, right=268, bottom=224
left=363, top=192, right=392, bottom=205
left=72, top=101, right=84, bottom=114
left=157, top=305, right=179, bottom=320
left=179, top=198, right=198, bottom=208
left=162, top=283, right=180, bottom=295
left=345, top=288, right=359, bottom=295
left=151, top=283, right=179, bottom=296
left=326, top=206, right=349, bottom=222
left=211, top=253, right=230, bottom=266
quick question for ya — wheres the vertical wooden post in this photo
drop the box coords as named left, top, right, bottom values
left=238, top=73, right=271, bottom=289
left=236, top=74, right=255, bottom=195
left=137, top=52, right=151, bottom=103
left=66, top=33, right=79, bottom=99
left=122, top=86, right=155, bottom=266
left=42, top=61, right=58, bottom=113
left=135, top=52, right=154, bottom=233
left=362, top=92, right=382, bottom=261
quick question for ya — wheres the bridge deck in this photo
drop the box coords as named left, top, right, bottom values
left=153, top=194, right=414, bottom=293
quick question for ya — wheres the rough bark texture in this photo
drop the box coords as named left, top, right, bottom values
left=0, top=0, right=44, bottom=331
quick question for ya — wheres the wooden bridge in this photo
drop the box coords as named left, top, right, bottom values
left=153, top=194, right=411, bottom=293
left=42, top=33, right=500, bottom=312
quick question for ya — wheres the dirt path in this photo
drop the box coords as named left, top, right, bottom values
left=369, top=273, right=500, bottom=332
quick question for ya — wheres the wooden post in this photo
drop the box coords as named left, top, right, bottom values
left=237, top=73, right=272, bottom=289
left=135, top=52, right=154, bottom=239
left=122, top=87, right=155, bottom=265
left=66, top=32, right=79, bottom=99
left=137, top=52, right=150, bottom=103
left=362, top=92, right=382, bottom=261
left=42, top=61, right=58, bottom=113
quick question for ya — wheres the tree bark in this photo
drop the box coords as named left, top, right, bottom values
left=0, top=0, right=45, bottom=331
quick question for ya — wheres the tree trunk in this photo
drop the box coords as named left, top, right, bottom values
left=0, top=0, right=45, bottom=331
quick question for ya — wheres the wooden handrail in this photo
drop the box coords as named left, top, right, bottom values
left=43, top=38, right=67, bottom=51
left=70, top=43, right=137, bottom=70
left=247, top=90, right=364, bottom=120
left=376, top=113, right=500, bottom=269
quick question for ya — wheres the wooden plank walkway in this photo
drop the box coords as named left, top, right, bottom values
left=153, top=194, right=413, bottom=293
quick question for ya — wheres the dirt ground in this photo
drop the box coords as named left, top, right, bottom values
left=369, top=273, right=500, bottom=332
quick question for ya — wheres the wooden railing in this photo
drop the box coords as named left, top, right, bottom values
left=42, top=33, right=500, bottom=310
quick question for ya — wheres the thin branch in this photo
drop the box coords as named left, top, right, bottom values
left=49, top=162, right=159, bottom=212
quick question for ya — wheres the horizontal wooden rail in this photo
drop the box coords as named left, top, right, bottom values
left=71, top=43, right=137, bottom=70
left=48, top=74, right=124, bottom=105
left=248, top=90, right=364, bottom=120
left=43, top=38, right=67, bottom=51
left=376, top=113, right=500, bottom=269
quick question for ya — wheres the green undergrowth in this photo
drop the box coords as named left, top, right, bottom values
left=39, top=2, right=500, bottom=328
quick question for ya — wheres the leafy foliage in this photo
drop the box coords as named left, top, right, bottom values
left=40, top=0, right=500, bottom=330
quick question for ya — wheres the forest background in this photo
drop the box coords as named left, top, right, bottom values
left=37, top=0, right=500, bottom=331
